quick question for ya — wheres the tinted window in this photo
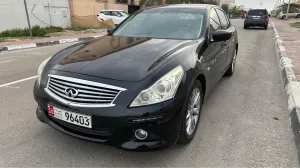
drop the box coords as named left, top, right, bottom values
left=209, top=9, right=221, bottom=40
left=103, top=11, right=112, bottom=15
left=216, top=9, right=229, bottom=29
left=113, top=8, right=206, bottom=40
left=210, top=9, right=221, bottom=26
left=111, top=11, right=120, bottom=16
left=248, top=10, right=267, bottom=16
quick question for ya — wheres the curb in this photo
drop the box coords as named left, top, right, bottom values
left=0, top=35, right=104, bottom=53
left=271, top=20, right=300, bottom=162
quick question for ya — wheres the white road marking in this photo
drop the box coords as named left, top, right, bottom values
left=0, top=59, right=17, bottom=64
left=0, top=76, right=38, bottom=88
left=3, top=86, right=20, bottom=89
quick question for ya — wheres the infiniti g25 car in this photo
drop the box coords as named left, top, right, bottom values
left=34, top=4, right=238, bottom=151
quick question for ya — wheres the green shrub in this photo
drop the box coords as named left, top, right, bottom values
left=45, top=26, right=64, bottom=34
left=0, top=25, right=64, bottom=37
left=72, top=27, right=88, bottom=31
left=31, top=25, right=46, bottom=36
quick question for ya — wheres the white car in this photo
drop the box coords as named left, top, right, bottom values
left=97, top=10, right=129, bottom=25
left=278, top=11, right=300, bottom=19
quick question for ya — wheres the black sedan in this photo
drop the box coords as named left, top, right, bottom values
left=34, top=4, right=238, bottom=151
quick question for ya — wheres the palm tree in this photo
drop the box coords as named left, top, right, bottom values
left=229, top=5, right=240, bottom=16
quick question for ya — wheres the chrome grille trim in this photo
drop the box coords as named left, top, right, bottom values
left=45, top=74, right=127, bottom=108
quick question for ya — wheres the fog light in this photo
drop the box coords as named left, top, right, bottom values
left=135, top=129, right=148, bottom=140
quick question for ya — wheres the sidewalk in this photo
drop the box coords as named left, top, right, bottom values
left=273, top=19, right=300, bottom=80
left=0, top=32, right=106, bottom=53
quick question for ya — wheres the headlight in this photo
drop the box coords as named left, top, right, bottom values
left=37, top=57, right=51, bottom=85
left=130, top=66, right=184, bottom=107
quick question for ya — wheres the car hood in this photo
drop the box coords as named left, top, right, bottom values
left=50, top=36, right=194, bottom=82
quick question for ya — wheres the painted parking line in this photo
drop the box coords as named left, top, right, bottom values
left=0, top=59, right=17, bottom=64
left=0, top=76, right=38, bottom=88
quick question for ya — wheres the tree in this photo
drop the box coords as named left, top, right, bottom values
left=229, top=5, right=240, bottom=16
left=221, top=4, right=229, bottom=14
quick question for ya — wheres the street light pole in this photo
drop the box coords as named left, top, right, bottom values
left=23, top=0, right=32, bottom=38
left=286, top=0, right=291, bottom=19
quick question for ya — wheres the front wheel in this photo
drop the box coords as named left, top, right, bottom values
left=297, top=14, right=300, bottom=18
left=178, top=80, right=203, bottom=144
left=224, top=49, right=237, bottom=76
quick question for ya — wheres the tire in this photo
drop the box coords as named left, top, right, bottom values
left=244, top=25, right=248, bottom=29
left=178, top=80, right=203, bottom=144
left=224, top=49, right=237, bottom=76
left=282, top=15, right=286, bottom=19
left=264, top=26, right=268, bottom=30
left=297, top=14, right=300, bottom=18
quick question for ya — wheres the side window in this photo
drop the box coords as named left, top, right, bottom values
left=209, top=9, right=221, bottom=39
left=216, top=9, right=229, bottom=29
left=210, top=9, right=221, bottom=28
left=104, top=11, right=112, bottom=16
left=111, top=11, right=120, bottom=16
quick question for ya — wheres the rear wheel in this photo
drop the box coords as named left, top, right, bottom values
left=264, top=25, right=268, bottom=30
left=297, top=14, right=300, bottom=18
left=224, top=49, right=237, bottom=76
left=282, top=15, right=286, bottom=19
left=178, top=80, right=203, bottom=144
left=244, top=25, right=248, bottom=29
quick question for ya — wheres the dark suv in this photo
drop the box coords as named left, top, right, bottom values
left=244, top=9, right=269, bottom=29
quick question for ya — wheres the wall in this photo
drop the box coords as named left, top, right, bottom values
left=0, top=0, right=71, bottom=32
left=72, top=0, right=128, bottom=17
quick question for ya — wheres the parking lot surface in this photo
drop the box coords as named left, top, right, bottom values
left=0, top=19, right=297, bottom=166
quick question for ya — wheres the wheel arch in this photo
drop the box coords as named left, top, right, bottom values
left=196, top=74, right=206, bottom=98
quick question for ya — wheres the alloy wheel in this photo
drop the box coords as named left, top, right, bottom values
left=231, top=50, right=237, bottom=72
left=186, top=87, right=201, bottom=135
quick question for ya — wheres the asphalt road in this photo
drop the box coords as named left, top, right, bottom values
left=0, top=19, right=297, bottom=167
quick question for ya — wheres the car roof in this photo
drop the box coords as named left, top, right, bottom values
left=248, top=9, right=267, bottom=11
left=143, top=4, right=216, bottom=10
left=101, top=10, right=124, bottom=11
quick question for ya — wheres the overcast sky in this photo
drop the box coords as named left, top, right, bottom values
left=235, top=0, right=285, bottom=11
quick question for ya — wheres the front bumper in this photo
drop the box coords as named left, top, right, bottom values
left=33, top=77, right=186, bottom=151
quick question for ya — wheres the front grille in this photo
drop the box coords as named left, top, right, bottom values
left=45, top=75, right=126, bottom=107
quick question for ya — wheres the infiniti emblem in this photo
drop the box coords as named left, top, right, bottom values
left=64, top=87, right=79, bottom=98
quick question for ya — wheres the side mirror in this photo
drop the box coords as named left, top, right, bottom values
left=107, top=28, right=114, bottom=34
left=212, top=30, right=232, bottom=42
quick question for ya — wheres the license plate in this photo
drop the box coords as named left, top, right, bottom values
left=48, top=105, right=92, bottom=128
left=253, top=18, right=260, bottom=19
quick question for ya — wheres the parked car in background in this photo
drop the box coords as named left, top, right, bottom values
left=277, top=11, right=300, bottom=19
left=34, top=4, right=238, bottom=151
left=97, top=10, right=128, bottom=25
left=244, top=9, right=269, bottom=29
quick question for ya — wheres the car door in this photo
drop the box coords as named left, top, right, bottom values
left=202, top=8, right=227, bottom=87
left=216, top=8, right=236, bottom=69
left=111, top=11, right=122, bottom=24
left=100, top=11, right=112, bottom=21
left=214, top=8, right=230, bottom=74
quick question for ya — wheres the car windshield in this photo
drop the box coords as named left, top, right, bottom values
left=248, top=10, right=267, bottom=16
left=113, top=8, right=205, bottom=40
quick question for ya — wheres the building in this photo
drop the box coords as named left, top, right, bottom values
left=70, top=0, right=141, bottom=17
left=0, top=0, right=71, bottom=32
left=218, top=0, right=235, bottom=8
left=291, top=0, right=300, bottom=4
